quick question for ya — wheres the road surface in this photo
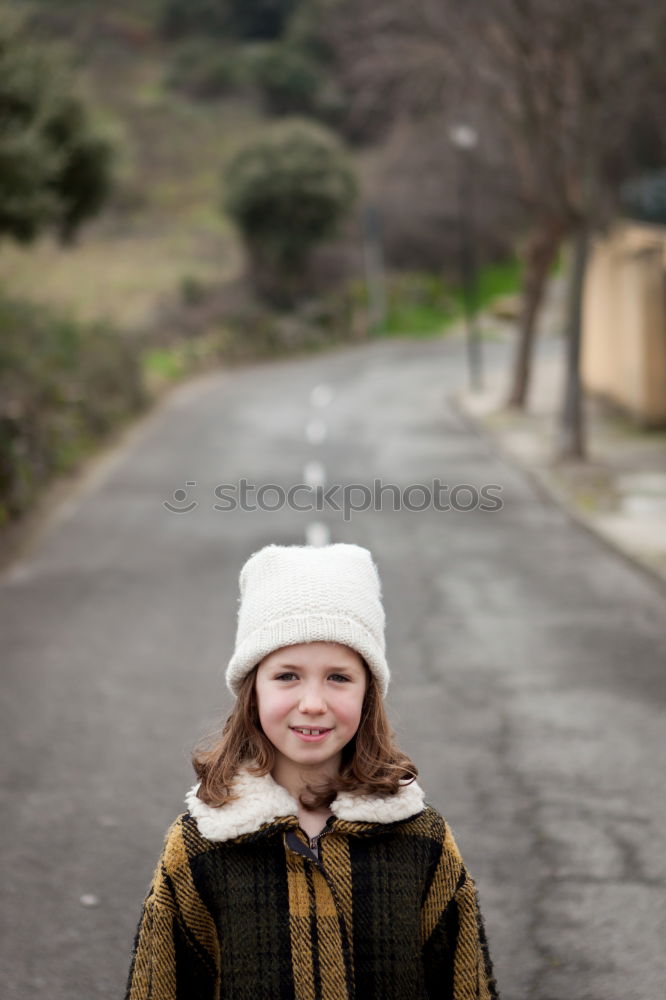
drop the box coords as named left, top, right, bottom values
left=1, top=331, right=665, bottom=998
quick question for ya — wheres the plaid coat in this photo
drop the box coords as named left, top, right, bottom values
left=126, top=768, right=498, bottom=999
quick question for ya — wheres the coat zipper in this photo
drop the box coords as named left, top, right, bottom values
left=285, top=825, right=355, bottom=999
left=308, top=828, right=330, bottom=851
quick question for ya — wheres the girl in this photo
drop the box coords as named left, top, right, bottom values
left=126, top=543, right=499, bottom=999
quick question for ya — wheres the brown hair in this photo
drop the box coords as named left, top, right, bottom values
left=192, top=664, right=418, bottom=811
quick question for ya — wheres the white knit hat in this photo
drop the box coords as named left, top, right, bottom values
left=226, top=543, right=389, bottom=698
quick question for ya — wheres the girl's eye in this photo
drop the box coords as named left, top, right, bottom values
left=272, top=671, right=351, bottom=683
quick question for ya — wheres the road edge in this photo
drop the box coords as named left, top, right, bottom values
left=450, top=390, right=666, bottom=601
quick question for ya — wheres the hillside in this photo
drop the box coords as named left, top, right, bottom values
left=0, top=1, right=268, bottom=331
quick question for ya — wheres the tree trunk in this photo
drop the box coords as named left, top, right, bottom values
left=557, top=225, right=590, bottom=460
left=507, top=220, right=564, bottom=409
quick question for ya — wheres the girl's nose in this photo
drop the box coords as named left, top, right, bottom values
left=298, top=688, right=327, bottom=714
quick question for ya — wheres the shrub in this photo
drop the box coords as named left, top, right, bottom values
left=283, top=0, right=335, bottom=63
left=249, top=42, right=324, bottom=115
left=223, top=121, right=357, bottom=304
left=160, top=0, right=298, bottom=41
left=0, top=293, right=146, bottom=522
left=0, top=7, right=114, bottom=246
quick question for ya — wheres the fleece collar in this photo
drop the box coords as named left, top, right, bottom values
left=185, top=767, right=426, bottom=843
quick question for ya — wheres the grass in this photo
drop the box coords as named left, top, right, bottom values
left=0, top=228, right=240, bottom=329
left=0, top=27, right=261, bottom=331
left=141, top=329, right=237, bottom=393
left=475, top=256, right=522, bottom=307
left=378, top=257, right=522, bottom=339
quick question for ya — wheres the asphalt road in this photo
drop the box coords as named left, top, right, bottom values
left=1, top=331, right=665, bottom=999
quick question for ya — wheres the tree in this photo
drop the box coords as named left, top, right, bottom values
left=250, top=42, right=325, bottom=116
left=467, top=0, right=666, bottom=457
left=322, top=0, right=666, bottom=458
left=0, top=8, right=114, bottom=246
left=161, top=0, right=299, bottom=41
left=223, top=121, right=357, bottom=305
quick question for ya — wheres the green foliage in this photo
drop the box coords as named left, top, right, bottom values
left=283, top=0, right=335, bottom=63
left=0, top=291, right=146, bottom=522
left=42, top=94, right=115, bottom=244
left=160, top=0, right=228, bottom=38
left=249, top=42, right=324, bottom=115
left=160, top=0, right=299, bottom=41
left=278, top=3, right=346, bottom=126
left=474, top=256, right=522, bottom=309
left=228, top=0, right=299, bottom=39
left=0, top=7, right=114, bottom=246
left=143, top=345, right=189, bottom=381
left=351, top=259, right=524, bottom=340
left=223, top=121, right=357, bottom=304
left=384, top=273, right=456, bottom=337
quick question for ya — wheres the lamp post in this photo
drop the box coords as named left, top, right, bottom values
left=362, top=202, right=387, bottom=337
left=449, top=124, right=482, bottom=391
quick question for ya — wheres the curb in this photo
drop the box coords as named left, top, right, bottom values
left=450, top=390, right=666, bottom=601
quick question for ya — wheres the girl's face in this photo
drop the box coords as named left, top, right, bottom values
left=255, top=642, right=367, bottom=781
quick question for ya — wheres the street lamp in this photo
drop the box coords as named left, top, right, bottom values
left=449, top=123, right=482, bottom=391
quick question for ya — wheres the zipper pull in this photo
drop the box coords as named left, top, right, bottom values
left=307, top=817, right=334, bottom=850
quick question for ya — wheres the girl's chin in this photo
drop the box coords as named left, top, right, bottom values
left=277, top=745, right=343, bottom=770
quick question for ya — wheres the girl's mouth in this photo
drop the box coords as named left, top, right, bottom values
left=290, top=726, right=332, bottom=742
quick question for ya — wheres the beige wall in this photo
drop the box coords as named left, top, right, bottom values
left=582, top=222, right=666, bottom=427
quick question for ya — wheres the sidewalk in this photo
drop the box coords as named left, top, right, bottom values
left=454, top=279, right=666, bottom=588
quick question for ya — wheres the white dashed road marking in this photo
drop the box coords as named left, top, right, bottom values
left=303, top=461, right=326, bottom=489
left=310, top=384, right=333, bottom=408
left=305, top=522, right=331, bottom=547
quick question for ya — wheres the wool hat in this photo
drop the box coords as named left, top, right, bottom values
left=226, top=543, right=389, bottom=698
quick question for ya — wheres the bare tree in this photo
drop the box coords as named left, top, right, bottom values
left=323, top=0, right=666, bottom=457
left=470, top=0, right=666, bottom=456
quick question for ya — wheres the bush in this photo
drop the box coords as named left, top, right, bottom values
left=283, top=0, right=335, bottom=63
left=249, top=42, right=324, bottom=115
left=0, top=293, right=146, bottom=522
left=161, top=0, right=227, bottom=38
left=161, top=0, right=298, bottom=41
left=223, top=121, right=357, bottom=305
left=0, top=7, right=114, bottom=246
left=227, top=0, right=299, bottom=40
